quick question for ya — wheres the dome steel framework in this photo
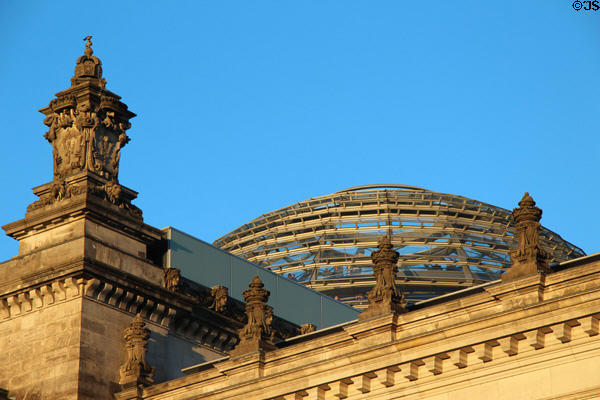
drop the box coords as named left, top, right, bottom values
left=214, top=185, right=584, bottom=309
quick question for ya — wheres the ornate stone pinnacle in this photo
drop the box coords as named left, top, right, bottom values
left=230, top=275, right=276, bottom=357
left=513, top=192, right=542, bottom=225
left=359, top=236, right=405, bottom=320
left=28, top=38, right=140, bottom=218
left=119, top=314, right=154, bottom=387
left=243, top=275, right=270, bottom=304
left=502, top=192, right=551, bottom=282
left=371, top=236, right=399, bottom=267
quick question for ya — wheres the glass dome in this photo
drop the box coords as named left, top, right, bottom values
left=214, top=185, right=584, bottom=309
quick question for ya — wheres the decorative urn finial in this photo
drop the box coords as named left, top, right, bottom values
left=229, top=275, right=276, bottom=357
left=502, top=192, right=551, bottom=281
left=359, top=236, right=406, bottom=320
left=119, top=314, right=155, bottom=387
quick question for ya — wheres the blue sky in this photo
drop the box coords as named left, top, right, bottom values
left=0, top=1, right=598, bottom=261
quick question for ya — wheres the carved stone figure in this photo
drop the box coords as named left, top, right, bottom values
left=163, top=268, right=181, bottom=292
left=300, top=323, right=316, bottom=335
left=359, top=236, right=406, bottom=320
left=103, top=181, right=123, bottom=205
left=209, top=285, right=229, bottom=313
left=119, top=314, right=154, bottom=387
left=229, top=276, right=276, bottom=357
left=502, top=193, right=551, bottom=282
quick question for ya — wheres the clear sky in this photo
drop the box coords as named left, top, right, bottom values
left=0, top=1, right=598, bottom=262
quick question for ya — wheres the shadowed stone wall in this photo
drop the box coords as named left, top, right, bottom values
left=0, top=296, right=83, bottom=399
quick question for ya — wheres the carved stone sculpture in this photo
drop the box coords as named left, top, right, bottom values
left=502, top=193, right=551, bottom=282
left=42, top=37, right=133, bottom=183
left=210, top=285, right=229, bottom=313
left=300, top=323, right=316, bottom=335
left=359, top=236, right=406, bottom=320
left=31, top=36, right=138, bottom=215
left=119, top=314, right=154, bottom=387
left=163, top=268, right=181, bottom=292
left=229, top=276, right=276, bottom=357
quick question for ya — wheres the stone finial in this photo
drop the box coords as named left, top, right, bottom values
left=300, top=323, right=317, bottom=335
left=229, top=276, right=276, bottom=357
left=84, top=35, right=93, bottom=55
left=119, top=314, right=154, bottom=387
left=502, top=192, right=551, bottom=282
left=359, top=236, right=405, bottom=320
left=209, top=285, right=229, bottom=312
left=72, top=35, right=105, bottom=86
left=163, top=267, right=181, bottom=291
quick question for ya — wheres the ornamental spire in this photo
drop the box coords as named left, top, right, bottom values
left=359, top=236, right=406, bottom=320
left=502, top=192, right=551, bottom=281
left=229, top=276, right=276, bottom=357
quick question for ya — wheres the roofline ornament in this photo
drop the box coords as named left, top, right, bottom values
left=359, top=236, right=406, bottom=320
left=230, top=275, right=276, bottom=357
left=502, top=192, right=551, bottom=281
left=119, top=314, right=155, bottom=387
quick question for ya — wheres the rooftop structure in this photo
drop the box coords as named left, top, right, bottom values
left=214, top=184, right=585, bottom=308
left=162, top=227, right=359, bottom=329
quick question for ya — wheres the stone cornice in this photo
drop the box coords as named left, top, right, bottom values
left=3, top=179, right=161, bottom=244
left=0, top=258, right=243, bottom=354
left=117, top=259, right=600, bottom=399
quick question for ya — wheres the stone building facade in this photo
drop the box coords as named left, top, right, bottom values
left=1, top=40, right=600, bottom=400
left=0, top=38, right=300, bottom=399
